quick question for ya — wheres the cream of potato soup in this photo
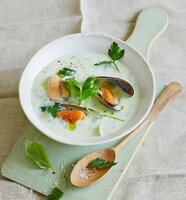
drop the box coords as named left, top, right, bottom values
left=31, top=52, right=140, bottom=139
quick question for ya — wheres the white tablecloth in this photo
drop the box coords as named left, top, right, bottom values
left=0, top=0, right=185, bottom=199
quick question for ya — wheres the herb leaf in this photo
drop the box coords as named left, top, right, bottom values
left=81, top=77, right=101, bottom=101
left=57, top=67, right=76, bottom=78
left=65, top=78, right=82, bottom=95
left=108, top=42, right=125, bottom=61
left=88, top=158, right=117, bottom=168
left=82, top=87, right=101, bottom=101
left=41, top=103, right=61, bottom=118
left=25, top=140, right=54, bottom=172
left=82, top=76, right=97, bottom=91
left=41, top=106, right=47, bottom=112
left=47, top=187, right=63, bottom=200
left=94, top=42, right=125, bottom=71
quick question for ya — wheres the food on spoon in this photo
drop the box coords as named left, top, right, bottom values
left=57, top=110, right=86, bottom=124
left=87, top=158, right=117, bottom=168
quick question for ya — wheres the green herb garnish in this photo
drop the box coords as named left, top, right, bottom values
left=81, top=77, right=102, bottom=101
left=41, top=102, right=61, bottom=118
left=88, top=158, right=117, bottom=168
left=65, top=78, right=82, bottom=96
left=25, top=140, right=55, bottom=173
left=57, top=67, right=76, bottom=78
left=95, top=42, right=125, bottom=71
left=65, top=76, right=101, bottom=104
left=47, top=187, right=63, bottom=200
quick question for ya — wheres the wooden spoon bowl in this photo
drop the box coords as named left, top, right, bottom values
left=71, top=148, right=116, bottom=187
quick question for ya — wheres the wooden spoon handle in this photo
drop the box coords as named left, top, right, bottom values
left=113, top=82, right=183, bottom=152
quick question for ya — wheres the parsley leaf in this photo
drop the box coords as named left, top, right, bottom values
left=47, top=187, right=63, bottom=200
left=41, top=103, right=61, bottom=118
left=108, top=42, right=125, bottom=61
left=94, top=42, right=125, bottom=71
left=81, top=77, right=101, bottom=101
left=82, top=76, right=97, bottom=91
left=65, top=77, right=101, bottom=102
left=88, top=158, right=117, bottom=168
left=25, top=140, right=55, bottom=172
left=41, top=106, right=47, bottom=112
left=57, top=67, right=76, bottom=78
left=65, top=78, right=82, bottom=95
left=81, top=87, right=101, bottom=101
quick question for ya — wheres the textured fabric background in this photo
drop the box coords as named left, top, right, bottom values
left=0, top=0, right=185, bottom=199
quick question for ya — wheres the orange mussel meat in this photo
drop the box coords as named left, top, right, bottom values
left=57, top=110, right=86, bottom=124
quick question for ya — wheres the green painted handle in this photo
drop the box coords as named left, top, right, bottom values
left=126, top=7, right=168, bottom=60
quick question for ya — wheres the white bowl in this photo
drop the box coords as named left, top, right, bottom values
left=19, top=34, right=155, bottom=146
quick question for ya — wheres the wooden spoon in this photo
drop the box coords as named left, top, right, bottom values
left=70, top=82, right=183, bottom=187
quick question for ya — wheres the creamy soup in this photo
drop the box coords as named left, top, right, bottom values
left=31, top=53, right=140, bottom=139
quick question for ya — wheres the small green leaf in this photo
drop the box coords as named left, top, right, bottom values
left=82, top=76, right=97, bottom=91
left=47, top=187, right=63, bottom=200
left=94, top=42, right=125, bottom=72
left=82, top=87, right=101, bottom=100
left=41, top=103, right=61, bottom=118
left=81, top=77, right=101, bottom=101
left=88, top=158, right=117, bottom=168
left=108, top=42, right=121, bottom=61
left=65, top=78, right=82, bottom=95
left=41, top=106, right=47, bottom=112
left=25, top=140, right=54, bottom=172
left=57, top=67, right=76, bottom=78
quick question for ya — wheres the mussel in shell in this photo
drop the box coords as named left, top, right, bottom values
left=47, top=75, right=69, bottom=101
left=95, top=76, right=134, bottom=110
left=96, top=76, right=134, bottom=96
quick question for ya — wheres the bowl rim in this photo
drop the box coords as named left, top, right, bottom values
left=19, top=33, right=155, bottom=146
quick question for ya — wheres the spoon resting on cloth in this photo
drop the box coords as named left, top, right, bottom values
left=70, top=82, right=183, bottom=187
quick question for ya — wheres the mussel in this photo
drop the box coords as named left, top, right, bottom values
left=96, top=88, right=121, bottom=111
left=47, top=75, right=69, bottom=101
left=95, top=76, right=134, bottom=111
left=96, top=76, right=134, bottom=96
left=57, top=110, right=86, bottom=124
